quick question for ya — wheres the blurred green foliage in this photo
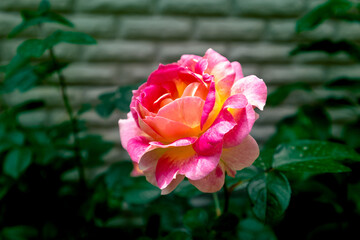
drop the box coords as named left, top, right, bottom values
left=1, top=0, right=360, bottom=239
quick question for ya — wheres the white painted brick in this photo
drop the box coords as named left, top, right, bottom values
left=82, top=41, right=155, bottom=62
left=76, top=0, right=152, bottom=13
left=262, top=65, right=325, bottom=84
left=0, top=0, right=72, bottom=11
left=121, top=17, right=192, bottom=40
left=159, top=0, right=230, bottom=16
left=229, top=43, right=294, bottom=63
left=326, top=65, right=360, bottom=80
left=43, top=14, right=117, bottom=39
left=197, top=18, right=265, bottom=41
left=236, top=0, right=306, bottom=17
left=158, top=43, right=227, bottom=63
left=61, top=63, right=118, bottom=85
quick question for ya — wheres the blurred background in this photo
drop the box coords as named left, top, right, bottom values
left=1, top=0, right=358, bottom=162
left=1, top=0, right=360, bottom=239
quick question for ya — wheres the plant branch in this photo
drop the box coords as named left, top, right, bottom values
left=49, top=48, right=86, bottom=188
left=223, top=179, right=229, bottom=214
left=212, top=192, right=222, bottom=217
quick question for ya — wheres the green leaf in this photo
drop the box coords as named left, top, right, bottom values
left=183, top=208, right=208, bottom=230
left=77, top=103, right=92, bottom=115
left=4, top=55, right=29, bottom=78
left=3, top=148, right=32, bottom=179
left=265, top=105, right=332, bottom=149
left=3, top=66, right=38, bottom=93
left=237, top=218, right=277, bottom=240
left=45, top=30, right=96, bottom=48
left=273, top=140, right=360, bottom=173
left=105, top=162, right=133, bottom=198
left=8, top=10, right=74, bottom=38
left=79, top=135, right=113, bottom=166
left=343, top=119, right=360, bottom=149
left=296, top=0, right=353, bottom=33
left=124, top=179, right=161, bottom=204
left=1, top=225, right=38, bottom=240
left=254, top=149, right=275, bottom=171
left=247, top=171, right=291, bottom=222
left=267, top=82, right=311, bottom=107
left=17, top=39, right=46, bottom=58
left=95, top=101, right=116, bottom=118
left=7, top=131, right=25, bottom=146
left=38, top=0, right=51, bottom=13
left=290, top=40, right=360, bottom=61
left=173, top=180, right=202, bottom=198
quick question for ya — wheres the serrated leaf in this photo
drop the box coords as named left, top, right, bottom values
left=45, top=30, right=96, bottom=48
left=3, top=148, right=32, bottom=179
left=17, top=39, right=46, bottom=58
left=273, top=140, right=360, bottom=173
left=267, top=82, right=311, bottom=107
left=248, top=171, right=291, bottom=222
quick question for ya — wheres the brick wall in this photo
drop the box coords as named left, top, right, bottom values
left=0, top=0, right=358, bottom=161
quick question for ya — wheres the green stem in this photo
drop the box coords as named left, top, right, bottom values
left=49, top=48, right=86, bottom=188
left=212, top=192, right=222, bottom=217
left=223, top=180, right=229, bottom=213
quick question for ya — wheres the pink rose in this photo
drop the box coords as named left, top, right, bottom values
left=119, top=49, right=267, bottom=194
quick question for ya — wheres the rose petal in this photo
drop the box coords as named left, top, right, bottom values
left=200, top=81, right=216, bottom=129
left=203, top=49, right=235, bottom=99
left=221, top=135, right=260, bottom=174
left=157, top=96, right=204, bottom=129
left=231, top=75, right=267, bottom=110
left=143, top=116, right=199, bottom=143
left=127, top=136, right=153, bottom=163
left=189, top=164, right=225, bottom=193
left=222, top=103, right=256, bottom=148
left=161, top=174, right=185, bottom=195
left=131, top=162, right=144, bottom=177
left=178, top=54, right=202, bottom=71
left=139, top=144, right=221, bottom=189
left=231, top=61, right=244, bottom=80
left=118, top=112, right=142, bottom=151
left=195, top=94, right=248, bottom=155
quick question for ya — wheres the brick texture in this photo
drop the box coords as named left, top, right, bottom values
left=159, top=0, right=230, bottom=16
left=0, top=0, right=355, bottom=148
left=121, top=17, right=192, bottom=40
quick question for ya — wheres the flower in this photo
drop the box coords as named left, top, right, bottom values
left=119, top=49, right=267, bottom=194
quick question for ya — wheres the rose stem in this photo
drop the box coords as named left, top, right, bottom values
left=49, top=48, right=86, bottom=189
left=212, top=192, right=222, bottom=217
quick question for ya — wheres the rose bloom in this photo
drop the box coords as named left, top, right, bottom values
left=119, top=49, right=267, bottom=194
